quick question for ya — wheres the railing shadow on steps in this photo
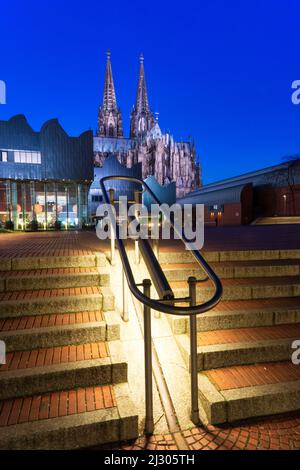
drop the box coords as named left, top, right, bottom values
left=99, top=175, right=223, bottom=434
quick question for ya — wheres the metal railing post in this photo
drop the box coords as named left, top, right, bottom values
left=108, top=188, right=116, bottom=266
left=122, top=266, right=129, bottom=322
left=143, top=278, right=154, bottom=434
left=188, top=276, right=199, bottom=425
left=134, top=190, right=141, bottom=265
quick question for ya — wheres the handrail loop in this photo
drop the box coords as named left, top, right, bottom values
left=99, top=175, right=223, bottom=432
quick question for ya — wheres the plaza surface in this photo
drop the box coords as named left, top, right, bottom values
left=0, top=226, right=300, bottom=450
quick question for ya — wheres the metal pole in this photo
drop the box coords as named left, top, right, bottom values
left=134, top=190, right=140, bottom=265
left=188, top=276, right=199, bottom=425
left=108, top=188, right=116, bottom=266
left=122, top=267, right=129, bottom=322
left=143, top=278, right=154, bottom=434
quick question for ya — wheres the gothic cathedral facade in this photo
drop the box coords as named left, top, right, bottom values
left=94, top=50, right=201, bottom=198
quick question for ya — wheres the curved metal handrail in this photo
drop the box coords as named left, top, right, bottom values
left=99, top=175, right=223, bottom=316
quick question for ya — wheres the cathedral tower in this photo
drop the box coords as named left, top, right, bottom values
left=97, top=50, right=123, bottom=138
left=130, top=54, right=155, bottom=139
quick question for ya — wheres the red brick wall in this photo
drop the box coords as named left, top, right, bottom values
left=254, top=185, right=300, bottom=217
left=205, top=203, right=242, bottom=226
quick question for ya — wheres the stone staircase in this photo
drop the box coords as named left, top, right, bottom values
left=159, top=248, right=300, bottom=424
left=0, top=252, right=138, bottom=449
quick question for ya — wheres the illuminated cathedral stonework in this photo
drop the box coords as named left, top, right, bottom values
left=94, top=50, right=201, bottom=198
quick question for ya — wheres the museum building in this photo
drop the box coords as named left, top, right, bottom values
left=0, top=115, right=93, bottom=230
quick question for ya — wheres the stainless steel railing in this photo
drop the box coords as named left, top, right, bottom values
left=99, top=175, right=223, bottom=433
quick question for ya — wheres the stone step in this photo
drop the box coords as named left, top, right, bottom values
left=159, top=249, right=300, bottom=264
left=0, top=252, right=107, bottom=272
left=199, top=362, right=300, bottom=424
left=0, top=341, right=127, bottom=400
left=0, top=267, right=110, bottom=292
left=176, top=324, right=300, bottom=371
left=0, top=286, right=115, bottom=318
left=161, top=260, right=300, bottom=281
left=167, top=297, right=300, bottom=334
left=0, top=383, right=138, bottom=449
left=170, top=276, right=300, bottom=302
left=0, top=310, right=121, bottom=351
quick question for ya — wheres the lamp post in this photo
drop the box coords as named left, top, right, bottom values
left=283, top=194, right=287, bottom=216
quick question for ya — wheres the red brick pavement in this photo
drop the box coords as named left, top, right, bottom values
left=0, top=286, right=101, bottom=302
left=197, top=324, right=300, bottom=346
left=0, top=311, right=103, bottom=332
left=99, top=412, right=300, bottom=450
left=206, top=362, right=300, bottom=391
left=0, top=385, right=116, bottom=427
left=0, top=342, right=108, bottom=372
left=0, top=224, right=300, bottom=258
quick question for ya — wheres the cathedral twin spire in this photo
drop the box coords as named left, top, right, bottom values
left=97, top=50, right=154, bottom=139
left=97, top=49, right=123, bottom=138
left=102, top=49, right=117, bottom=111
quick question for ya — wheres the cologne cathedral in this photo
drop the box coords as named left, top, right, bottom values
left=94, top=50, right=201, bottom=198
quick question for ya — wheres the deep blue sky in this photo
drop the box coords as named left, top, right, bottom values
left=0, top=0, right=299, bottom=184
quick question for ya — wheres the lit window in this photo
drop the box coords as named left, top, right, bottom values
left=13, top=150, right=41, bottom=164
left=1, top=151, right=7, bottom=162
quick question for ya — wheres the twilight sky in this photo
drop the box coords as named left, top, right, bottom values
left=0, top=0, right=299, bottom=184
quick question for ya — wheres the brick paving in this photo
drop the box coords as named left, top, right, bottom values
left=0, top=385, right=116, bottom=427
left=0, top=224, right=300, bottom=258
left=100, top=412, right=300, bottom=450
left=162, top=259, right=300, bottom=270
left=197, top=324, right=300, bottom=346
left=171, top=276, right=300, bottom=288
left=0, top=311, right=104, bottom=332
left=0, top=286, right=101, bottom=301
left=205, top=362, right=300, bottom=390
left=0, top=267, right=98, bottom=279
left=0, top=342, right=108, bottom=371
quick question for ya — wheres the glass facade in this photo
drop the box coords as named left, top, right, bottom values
left=0, top=180, right=89, bottom=230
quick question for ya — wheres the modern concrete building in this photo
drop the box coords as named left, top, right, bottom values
left=178, top=161, right=300, bottom=225
left=0, top=115, right=93, bottom=230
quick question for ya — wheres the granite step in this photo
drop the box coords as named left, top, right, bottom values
left=0, top=383, right=138, bottom=449
left=0, top=286, right=115, bottom=317
left=0, top=267, right=111, bottom=292
left=161, top=259, right=300, bottom=281
left=158, top=249, right=300, bottom=264
left=0, top=341, right=127, bottom=400
left=167, top=297, right=300, bottom=334
left=176, top=324, right=300, bottom=371
left=0, top=311, right=120, bottom=352
left=170, top=276, right=300, bottom=302
left=0, top=252, right=107, bottom=272
left=199, top=361, right=300, bottom=424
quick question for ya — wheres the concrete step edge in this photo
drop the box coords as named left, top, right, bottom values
left=0, top=321, right=108, bottom=352
left=2, top=272, right=103, bottom=292
left=172, top=282, right=300, bottom=302
left=167, top=306, right=300, bottom=334
left=159, top=249, right=300, bottom=264
left=0, top=340, right=128, bottom=400
left=164, top=264, right=300, bottom=281
left=0, top=383, right=138, bottom=449
left=7, top=253, right=107, bottom=271
left=198, top=373, right=300, bottom=424
left=176, top=334, right=296, bottom=371
left=0, top=293, right=104, bottom=318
